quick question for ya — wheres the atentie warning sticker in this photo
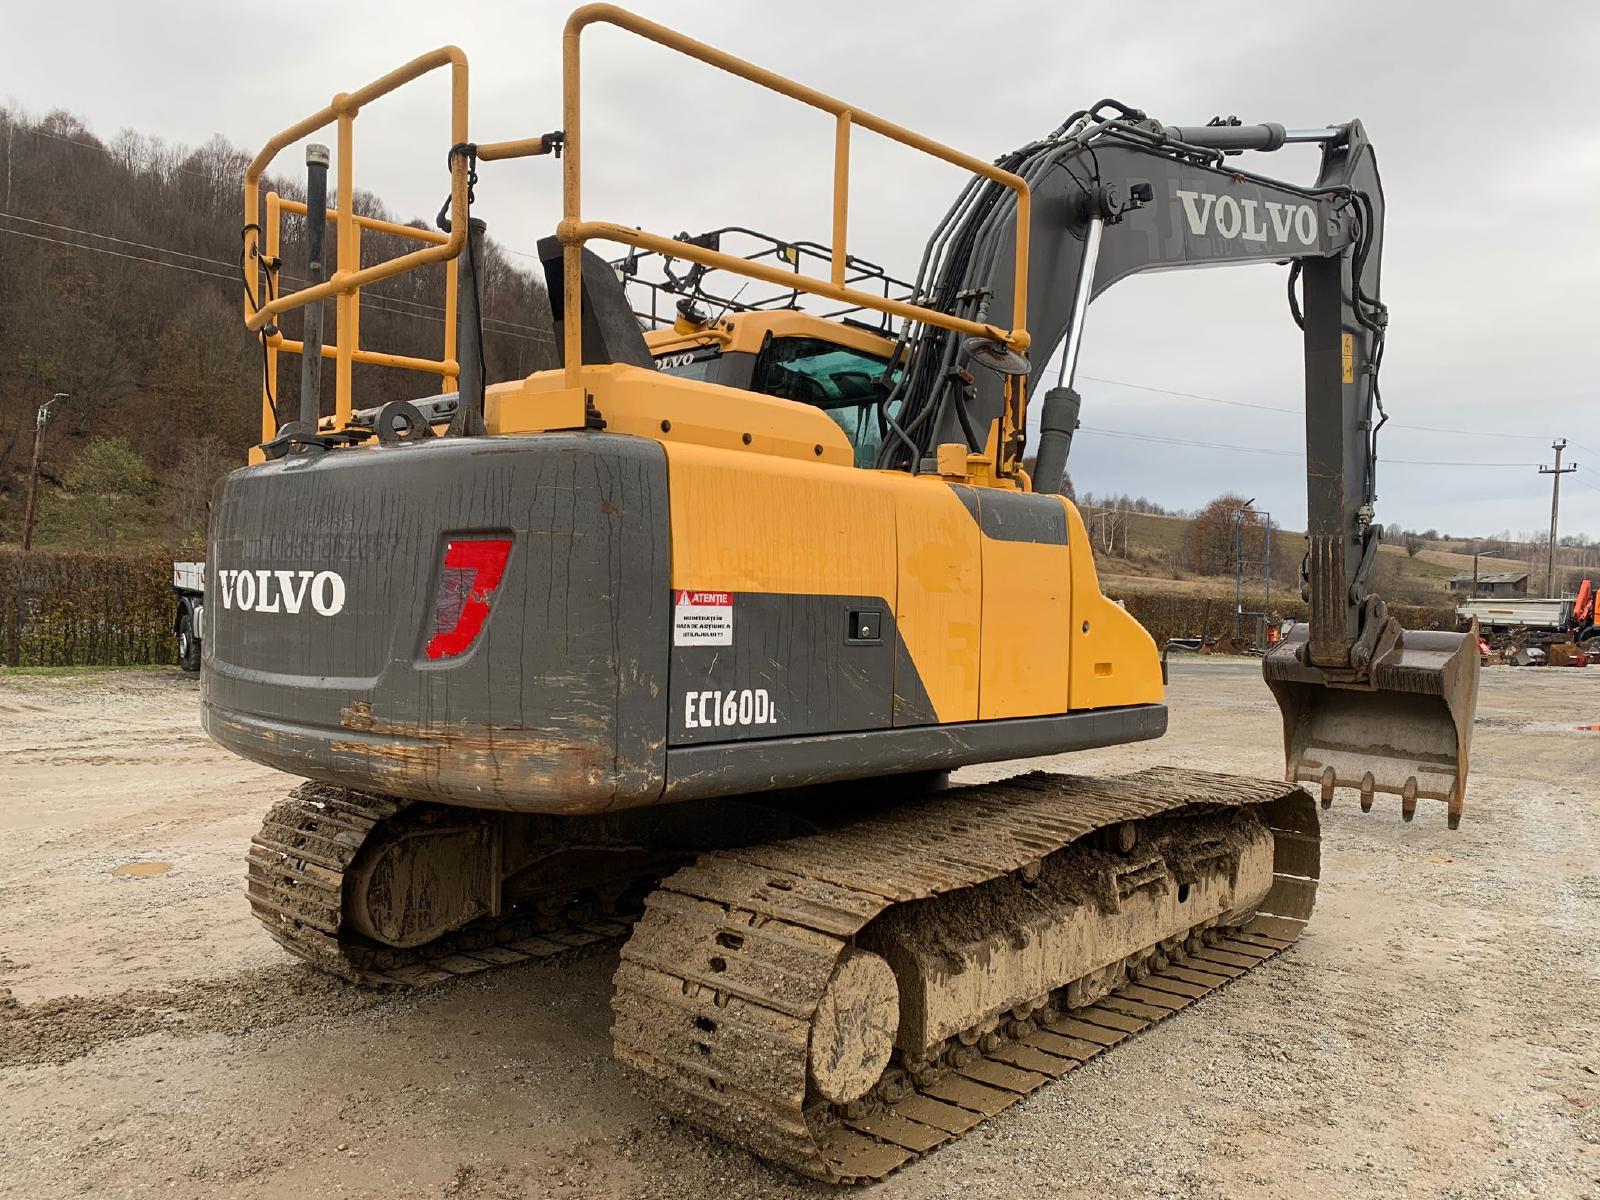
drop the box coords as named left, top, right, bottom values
left=673, top=590, right=734, bottom=646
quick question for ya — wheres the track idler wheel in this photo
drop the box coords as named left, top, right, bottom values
left=343, top=814, right=500, bottom=949
left=807, top=948, right=899, bottom=1105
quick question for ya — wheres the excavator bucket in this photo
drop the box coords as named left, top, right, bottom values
left=1262, top=621, right=1479, bottom=828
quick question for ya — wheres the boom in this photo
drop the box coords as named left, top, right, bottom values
left=875, top=106, right=1474, bottom=820
left=882, top=109, right=1384, bottom=669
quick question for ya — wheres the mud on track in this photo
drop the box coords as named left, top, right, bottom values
left=1, top=663, right=1597, bottom=1198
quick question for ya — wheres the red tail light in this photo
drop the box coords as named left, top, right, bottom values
left=426, top=537, right=512, bottom=661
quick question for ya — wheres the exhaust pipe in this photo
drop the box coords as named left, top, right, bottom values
left=448, top=216, right=489, bottom=437
left=299, top=144, right=330, bottom=433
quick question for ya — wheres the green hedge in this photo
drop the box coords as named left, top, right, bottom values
left=1118, top=587, right=1456, bottom=648
left=0, top=549, right=177, bottom=667
left=0, top=548, right=1460, bottom=669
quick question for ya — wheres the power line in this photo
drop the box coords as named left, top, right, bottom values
left=1079, top=424, right=1540, bottom=468
left=1080, top=426, right=1297, bottom=457
left=1, top=210, right=238, bottom=267
left=0, top=177, right=1587, bottom=448
left=0, top=223, right=239, bottom=281
left=0, top=218, right=553, bottom=343
left=17, top=122, right=229, bottom=186
left=1080, top=375, right=1295, bottom=416
left=1078, top=372, right=1560, bottom=442
left=0, top=209, right=550, bottom=334
left=8, top=116, right=1593, bottom=443
left=0, top=222, right=422, bottom=326
left=0, top=228, right=1543, bottom=441
left=1385, top=458, right=1543, bottom=467
left=9, top=120, right=550, bottom=264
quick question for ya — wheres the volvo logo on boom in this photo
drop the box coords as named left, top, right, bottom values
left=215, top=569, right=346, bottom=616
left=1174, top=189, right=1318, bottom=247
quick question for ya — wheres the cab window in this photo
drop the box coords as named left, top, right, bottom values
left=751, top=337, right=899, bottom=468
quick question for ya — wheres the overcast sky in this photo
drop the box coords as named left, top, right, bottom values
left=5, top=0, right=1598, bottom=537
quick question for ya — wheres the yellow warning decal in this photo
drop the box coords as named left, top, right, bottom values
left=1341, top=332, right=1355, bottom=384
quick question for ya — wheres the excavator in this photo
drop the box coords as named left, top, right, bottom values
left=214, top=6, right=1480, bottom=1182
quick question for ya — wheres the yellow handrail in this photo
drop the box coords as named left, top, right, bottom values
left=261, top=194, right=462, bottom=400
left=242, top=46, right=470, bottom=437
left=557, top=4, right=1033, bottom=397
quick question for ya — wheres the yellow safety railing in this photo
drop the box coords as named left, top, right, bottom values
left=240, top=11, right=1035, bottom=464
left=557, top=4, right=1034, bottom=397
left=259, top=194, right=461, bottom=411
left=242, top=46, right=471, bottom=440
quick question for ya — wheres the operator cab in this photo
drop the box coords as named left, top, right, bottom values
left=615, top=228, right=911, bottom=469
left=644, top=312, right=900, bottom=468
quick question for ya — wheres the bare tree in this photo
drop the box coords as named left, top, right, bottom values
left=1183, top=493, right=1262, bottom=576
left=161, top=436, right=236, bottom=543
left=0, top=104, right=556, bottom=548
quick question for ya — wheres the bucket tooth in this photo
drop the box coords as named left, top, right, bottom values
left=1264, top=619, right=1479, bottom=825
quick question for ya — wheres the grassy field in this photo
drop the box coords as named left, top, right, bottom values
left=1080, top=507, right=1459, bottom=608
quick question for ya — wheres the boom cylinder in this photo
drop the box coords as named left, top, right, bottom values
left=1032, top=386, right=1081, bottom=496
left=1160, top=122, right=1287, bottom=152
left=1033, top=214, right=1102, bottom=495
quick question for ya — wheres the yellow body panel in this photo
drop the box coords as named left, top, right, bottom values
left=977, top=511, right=1074, bottom=719
left=895, top=480, right=981, bottom=723
left=491, top=361, right=1161, bottom=725
left=487, top=363, right=855, bottom=467
left=664, top=440, right=898, bottom=600
left=1064, top=503, right=1164, bottom=710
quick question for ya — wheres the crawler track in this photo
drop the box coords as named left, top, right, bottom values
left=246, top=783, right=642, bottom=986
left=611, top=767, right=1319, bottom=1183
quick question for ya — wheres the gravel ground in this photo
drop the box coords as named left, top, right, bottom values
left=0, top=661, right=1596, bottom=1198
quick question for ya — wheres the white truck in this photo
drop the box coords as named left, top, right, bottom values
left=1455, top=597, right=1573, bottom=632
left=172, top=561, right=204, bottom=672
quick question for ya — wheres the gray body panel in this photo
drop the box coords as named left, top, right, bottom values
left=668, top=593, right=897, bottom=745
left=203, top=433, right=1157, bottom=815
left=664, top=704, right=1167, bottom=801
left=203, top=434, right=671, bottom=814
left=949, top=484, right=1069, bottom=545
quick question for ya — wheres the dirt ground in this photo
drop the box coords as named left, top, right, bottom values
left=1, top=661, right=1597, bottom=1199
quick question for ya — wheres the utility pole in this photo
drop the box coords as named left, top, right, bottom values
left=1232, top=498, right=1255, bottom=641
left=1538, top=438, right=1577, bottom=598
left=21, top=392, right=69, bottom=551
left=1470, top=547, right=1503, bottom=600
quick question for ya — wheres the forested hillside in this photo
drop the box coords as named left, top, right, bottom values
left=0, top=106, right=557, bottom=548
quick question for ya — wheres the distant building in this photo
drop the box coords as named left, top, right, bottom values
left=1448, top=570, right=1529, bottom=597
